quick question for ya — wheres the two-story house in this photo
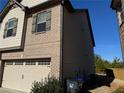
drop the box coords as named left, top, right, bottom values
left=0, top=0, right=95, bottom=92
left=111, top=0, right=124, bottom=61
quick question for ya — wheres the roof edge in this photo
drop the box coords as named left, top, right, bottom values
left=110, top=0, right=122, bottom=10
left=111, top=0, right=115, bottom=9
left=0, top=1, right=12, bottom=22
left=85, top=9, right=95, bottom=47
left=0, top=0, right=28, bottom=22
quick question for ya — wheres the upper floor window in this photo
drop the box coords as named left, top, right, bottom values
left=32, top=9, right=51, bottom=33
left=36, top=12, right=46, bottom=32
left=3, top=18, right=18, bottom=38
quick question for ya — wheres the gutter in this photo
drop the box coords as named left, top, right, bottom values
left=85, top=9, right=95, bottom=47
left=60, top=1, right=64, bottom=81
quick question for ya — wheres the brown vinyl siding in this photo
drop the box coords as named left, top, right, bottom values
left=62, top=8, right=95, bottom=78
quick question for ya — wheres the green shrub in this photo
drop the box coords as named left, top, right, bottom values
left=30, top=77, right=63, bottom=93
left=112, top=87, right=124, bottom=93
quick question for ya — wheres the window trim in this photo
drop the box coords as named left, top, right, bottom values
left=32, top=9, right=51, bottom=34
left=35, top=11, right=47, bottom=33
left=4, top=18, right=18, bottom=38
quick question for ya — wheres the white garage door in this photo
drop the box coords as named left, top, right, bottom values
left=2, top=59, right=51, bottom=92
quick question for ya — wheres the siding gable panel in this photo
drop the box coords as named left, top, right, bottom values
left=0, top=7, right=25, bottom=50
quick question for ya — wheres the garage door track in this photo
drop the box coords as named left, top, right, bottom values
left=0, top=88, right=27, bottom=93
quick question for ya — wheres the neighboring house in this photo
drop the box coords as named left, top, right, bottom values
left=111, top=0, right=124, bottom=61
left=0, top=0, right=95, bottom=92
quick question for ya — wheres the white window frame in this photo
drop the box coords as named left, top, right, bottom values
left=6, top=19, right=16, bottom=37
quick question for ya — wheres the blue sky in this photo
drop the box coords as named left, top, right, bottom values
left=0, top=0, right=122, bottom=62
left=71, top=0, right=122, bottom=62
left=0, top=0, right=8, bottom=10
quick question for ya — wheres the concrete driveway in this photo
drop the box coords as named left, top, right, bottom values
left=0, top=88, right=27, bottom=93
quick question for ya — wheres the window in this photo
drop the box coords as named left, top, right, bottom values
left=3, top=18, right=18, bottom=38
left=6, top=62, right=13, bottom=65
left=25, top=61, right=36, bottom=65
left=38, top=61, right=50, bottom=65
left=36, top=12, right=47, bottom=32
left=32, top=9, right=51, bottom=33
left=38, top=58, right=51, bottom=65
left=15, top=62, right=24, bottom=65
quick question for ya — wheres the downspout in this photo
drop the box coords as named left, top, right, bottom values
left=0, top=38, right=4, bottom=87
left=60, top=1, right=66, bottom=92
left=0, top=23, right=3, bottom=87
left=60, top=1, right=64, bottom=81
left=0, top=51, right=2, bottom=87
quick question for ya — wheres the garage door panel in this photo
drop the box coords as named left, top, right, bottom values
left=3, top=65, right=23, bottom=90
left=2, top=60, right=51, bottom=92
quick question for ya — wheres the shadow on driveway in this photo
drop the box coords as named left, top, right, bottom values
left=77, top=69, right=115, bottom=93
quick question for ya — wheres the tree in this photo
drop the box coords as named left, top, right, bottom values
left=94, top=54, right=124, bottom=73
left=112, top=57, right=120, bottom=68
left=94, top=54, right=111, bottom=73
left=111, top=57, right=124, bottom=68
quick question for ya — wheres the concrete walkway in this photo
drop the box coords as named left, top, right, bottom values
left=0, top=88, right=27, bottom=93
